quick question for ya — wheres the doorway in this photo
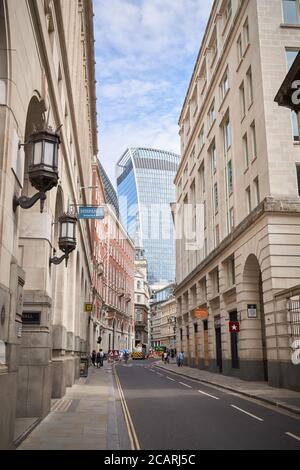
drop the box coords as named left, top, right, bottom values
left=215, top=316, right=222, bottom=373
left=203, top=320, right=209, bottom=368
left=230, top=311, right=239, bottom=369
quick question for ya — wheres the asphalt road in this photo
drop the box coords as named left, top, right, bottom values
left=115, top=360, right=300, bottom=450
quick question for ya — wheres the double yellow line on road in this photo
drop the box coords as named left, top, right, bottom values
left=114, top=366, right=141, bottom=450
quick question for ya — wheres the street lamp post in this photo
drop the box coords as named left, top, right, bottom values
left=13, top=127, right=60, bottom=213
left=49, top=213, right=77, bottom=267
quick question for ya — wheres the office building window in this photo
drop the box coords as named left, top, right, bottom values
left=190, top=146, right=196, bottom=167
left=243, top=133, right=249, bottom=168
left=254, top=177, right=260, bottom=205
left=208, top=101, right=216, bottom=128
left=227, top=160, right=233, bottom=194
left=184, top=163, right=188, bottom=183
left=251, top=121, right=257, bottom=159
left=247, top=67, right=253, bottom=106
left=211, top=142, right=217, bottom=174
left=212, top=268, right=220, bottom=294
left=237, top=35, right=243, bottom=63
left=223, top=0, right=232, bottom=25
left=198, top=126, right=205, bottom=151
left=246, top=186, right=251, bottom=214
left=229, top=207, right=234, bottom=232
left=240, top=82, right=246, bottom=119
left=283, top=0, right=299, bottom=24
left=220, top=68, right=229, bottom=101
left=224, top=116, right=231, bottom=152
left=215, top=224, right=220, bottom=246
left=297, top=166, right=300, bottom=195
left=227, top=256, right=235, bottom=286
left=199, top=163, right=205, bottom=195
left=243, top=18, right=250, bottom=48
left=214, top=183, right=219, bottom=214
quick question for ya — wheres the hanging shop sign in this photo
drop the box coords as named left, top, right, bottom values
left=193, top=308, right=209, bottom=319
left=229, top=321, right=240, bottom=333
left=247, top=304, right=257, bottom=318
left=78, top=206, right=105, bottom=220
left=84, top=303, right=93, bottom=313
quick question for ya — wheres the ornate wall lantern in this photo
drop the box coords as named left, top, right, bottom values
left=13, top=127, right=60, bottom=213
left=49, top=213, right=77, bottom=267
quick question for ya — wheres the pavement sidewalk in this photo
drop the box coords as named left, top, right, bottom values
left=18, top=362, right=122, bottom=450
left=155, top=361, right=300, bottom=416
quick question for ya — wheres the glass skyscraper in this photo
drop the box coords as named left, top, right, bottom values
left=116, top=148, right=180, bottom=288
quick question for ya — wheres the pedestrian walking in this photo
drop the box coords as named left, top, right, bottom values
left=163, top=351, right=168, bottom=364
left=178, top=351, right=184, bottom=367
left=91, top=350, right=96, bottom=367
left=119, top=350, right=123, bottom=363
left=99, top=349, right=104, bottom=367
left=96, top=351, right=101, bottom=368
left=123, top=349, right=129, bottom=364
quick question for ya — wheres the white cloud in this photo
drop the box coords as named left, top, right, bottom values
left=102, top=79, right=169, bottom=100
left=100, top=111, right=181, bottom=186
left=93, top=0, right=213, bottom=183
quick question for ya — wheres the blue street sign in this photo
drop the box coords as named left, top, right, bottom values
left=78, top=206, right=105, bottom=219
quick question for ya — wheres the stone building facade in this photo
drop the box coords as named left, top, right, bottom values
left=134, top=248, right=150, bottom=350
left=150, top=284, right=176, bottom=350
left=91, top=160, right=135, bottom=354
left=0, top=0, right=97, bottom=449
left=175, top=0, right=300, bottom=390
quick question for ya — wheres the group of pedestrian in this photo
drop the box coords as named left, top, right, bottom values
left=118, top=350, right=129, bottom=363
left=91, top=349, right=104, bottom=368
left=161, top=349, right=184, bottom=367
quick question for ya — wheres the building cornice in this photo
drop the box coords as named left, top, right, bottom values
left=175, top=197, right=300, bottom=295
left=83, top=0, right=98, bottom=155
left=175, top=0, right=249, bottom=185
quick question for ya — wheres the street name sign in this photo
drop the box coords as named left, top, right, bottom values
left=78, top=206, right=105, bottom=220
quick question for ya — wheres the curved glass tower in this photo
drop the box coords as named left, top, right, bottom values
left=116, top=148, right=180, bottom=288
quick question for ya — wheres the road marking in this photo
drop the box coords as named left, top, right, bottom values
left=179, top=382, right=192, bottom=388
left=166, top=377, right=175, bottom=382
left=198, top=390, right=219, bottom=400
left=114, top=368, right=141, bottom=451
left=285, top=432, right=300, bottom=442
left=156, top=372, right=163, bottom=376
left=230, top=405, right=263, bottom=422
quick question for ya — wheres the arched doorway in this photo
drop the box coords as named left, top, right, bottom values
left=16, top=94, right=52, bottom=419
left=51, top=187, right=68, bottom=398
left=243, top=254, right=268, bottom=381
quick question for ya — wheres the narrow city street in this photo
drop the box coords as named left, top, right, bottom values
left=115, top=360, right=300, bottom=450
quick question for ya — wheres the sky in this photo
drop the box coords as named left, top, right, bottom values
left=93, top=0, right=213, bottom=186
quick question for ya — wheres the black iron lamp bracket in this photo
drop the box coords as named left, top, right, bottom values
left=13, top=191, right=47, bottom=213
left=49, top=252, right=69, bottom=267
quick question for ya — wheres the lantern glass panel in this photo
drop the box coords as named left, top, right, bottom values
left=61, top=222, right=68, bottom=238
left=70, top=222, right=75, bottom=239
left=33, top=141, right=43, bottom=165
left=44, top=141, right=54, bottom=167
